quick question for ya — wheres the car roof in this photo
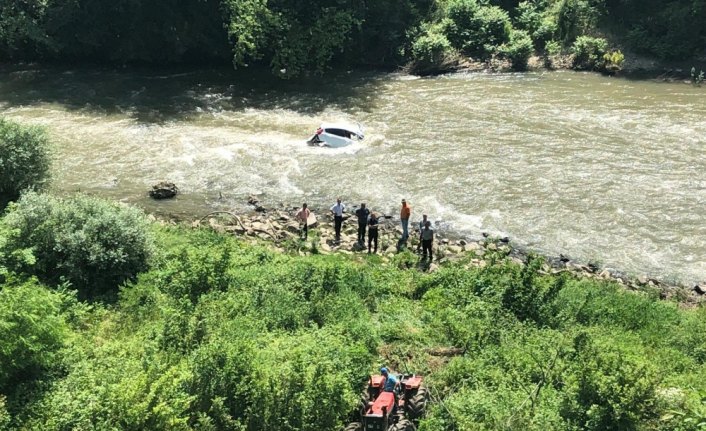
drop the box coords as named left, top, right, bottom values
left=320, top=122, right=363, bottom=134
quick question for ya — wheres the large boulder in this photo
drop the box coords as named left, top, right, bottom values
left=149, top=181, right=178, bottom=199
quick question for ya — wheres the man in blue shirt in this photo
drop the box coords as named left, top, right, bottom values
left=380, top=367, right=399, bottom=393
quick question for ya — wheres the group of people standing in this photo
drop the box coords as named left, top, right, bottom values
left=296, top=198, right=435, bottom=258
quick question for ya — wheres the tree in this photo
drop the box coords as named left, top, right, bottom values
left=1, top=192, right=153, bottom=298
left=0, top=117, right=51, bottom=207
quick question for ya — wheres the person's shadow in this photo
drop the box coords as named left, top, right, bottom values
left=396, top=237, right=407, bottom=252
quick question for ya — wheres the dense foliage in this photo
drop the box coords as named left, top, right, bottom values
left=0, top=117, right=51, bottom=207
left=0, top=192, right=153, bottom=298
left=0, top=210, right=704, bottom=430
left=0, top=0, right=703, bottom=75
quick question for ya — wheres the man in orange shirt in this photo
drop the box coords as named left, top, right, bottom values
left=400, top=199, right=411, bottom=240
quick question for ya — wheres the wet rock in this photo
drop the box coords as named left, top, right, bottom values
left=695, top=283, right=706, bottom=295
left=458, top=239, right=467, bottom=246
left=466, top=242, right=482, bottom=251
left=447, top=245, right=463, bottom=254
left=149, top=181, right=178, bottom=199
left=306, top=212, right=318, bottom=228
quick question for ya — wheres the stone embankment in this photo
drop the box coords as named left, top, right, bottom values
left=188, top=196, right=704, bottom=306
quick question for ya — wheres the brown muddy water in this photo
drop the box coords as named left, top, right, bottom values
left=1, top=66, right=704, bottom=284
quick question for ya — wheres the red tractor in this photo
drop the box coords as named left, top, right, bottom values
left=344, top=373, right=428, bottom=431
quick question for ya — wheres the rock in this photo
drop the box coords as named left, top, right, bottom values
left=695, top=284, right=706, bottom=295
left=599, top=269, right=612, bottom=279
left=307, top=212, right=318, bottom=228
left=247, top=195, right=259, bottom=205
left=500, top=236, right=510, bottom=243
left=441, top=238, right=450, bottom=245
left=559, top=254, right=570, bottom=263
left=459, top=239, right=467, bottom=246
left=637, top=275, right=649, bottom=285
left=466, top=242, right=482, bottom=251
left=428, top=263, right=440, bottom=273
left=285, top=222, right=300, bottom=234
left=486, top=243, right=498, bottom=251
left=511, top=257, right=525, bottom=266
left=149, top=181, right=178, bottom=199
left=447, top=245, right=463, bottom=254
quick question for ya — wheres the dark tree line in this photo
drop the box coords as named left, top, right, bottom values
left=0, top=0, right=704, bottom=76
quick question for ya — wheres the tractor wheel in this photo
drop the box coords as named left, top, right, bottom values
left=344, top=422, right=363, bottom=431
left=406, top=386, right=428, bottom=419
left=389, top=418, right=416, bottom=431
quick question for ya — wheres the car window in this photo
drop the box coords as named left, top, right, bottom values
left=325, top=128, right=352, bottom=138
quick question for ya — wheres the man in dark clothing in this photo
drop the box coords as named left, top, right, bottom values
left=368, top=212, right=379, bottom=254
left=421, top=220, right=434, bottom=259
left=355, top=203, right=370, bottom=245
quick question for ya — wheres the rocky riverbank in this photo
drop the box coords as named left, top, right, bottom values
left=185, top=197, right=705, bottom=307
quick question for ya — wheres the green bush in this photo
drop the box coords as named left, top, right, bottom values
left=0, top=117, right=51, bottom=207
left=500, top=29, right=535, bottom=70
left=602, top=49, right=624, bottom=73
left=556, top=0, right=603, bottom=44
left=0, top=192, right=153, bottom=298
left=561, top=330, right=660, bottom=430
left=410, top=25, right=455, bottom=75
left=571, top=35, right=607, bottom=70
left=443, top=0, right=512, bottom=58
left=0, top=394, right=8, bottom=430
left=0, top=278, right=69, bottom=392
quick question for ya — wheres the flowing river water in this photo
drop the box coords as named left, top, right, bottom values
left=1, top=66, right=704, bottom=284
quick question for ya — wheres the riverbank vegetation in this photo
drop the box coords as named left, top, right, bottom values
left=1, top=0, right=704, bottom=76
left=1, top=118, right=705, bottom=430
left=1, top=188, right=705, bottom=430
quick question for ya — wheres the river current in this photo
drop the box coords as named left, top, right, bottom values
left=1, top=66, right=704, bottom=284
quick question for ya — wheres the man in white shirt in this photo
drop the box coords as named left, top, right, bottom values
left=330, top=198, right=345, bottom=242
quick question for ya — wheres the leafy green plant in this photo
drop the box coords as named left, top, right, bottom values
left=410, top=25, right=455, bottom=75
left=0, top=192, right=153, bottom=298
left=661, top=389, right=706, bottom=431
left=442, top=0, right=512, bottom=58
left=601, top=50, right=625, bottom=74
left=0, top=278, right=69, bottom=392
left=0, top=117, right=52, bottom=207
left=556, top=0, right=603, bottom=44
left=500, top=29, right=535, bottom=70
left=571, top=35, right=608, bottom=70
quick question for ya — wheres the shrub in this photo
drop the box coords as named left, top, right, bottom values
left=561, top=330, right=660, bottom=430
left=0, top=117, right=51, bottom=207
left=0, top=278, right=69, bottom=392
left=410, top=25, right=455, bottom=75
left=601, top=49, right=624, bottom=74
left=500, top=29, right=535, bottom=70
left=571, top=35, right=607, bottom=70
left=0, top=192, right=153, bottom=298
left=443, top=0, right=512, bottom=58
left=556, top=0, right=603, bottom=44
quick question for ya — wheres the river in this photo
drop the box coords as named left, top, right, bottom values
left=1, top=65, right=704, bottom=284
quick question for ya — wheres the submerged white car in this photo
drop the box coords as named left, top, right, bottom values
left=306, top=122, right=364, bottom=148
